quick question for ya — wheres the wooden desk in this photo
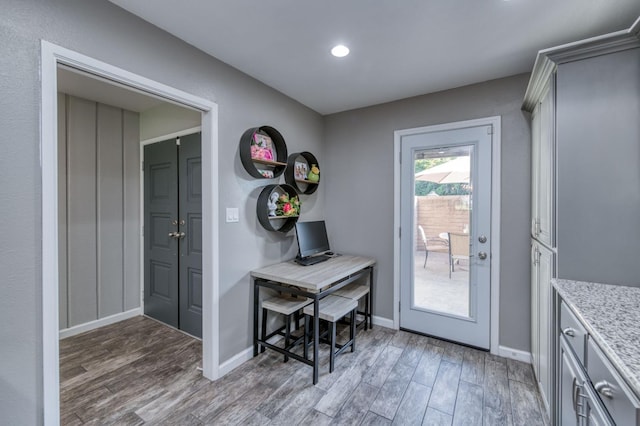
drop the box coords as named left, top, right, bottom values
left=250, top=254, right=375, bottom=384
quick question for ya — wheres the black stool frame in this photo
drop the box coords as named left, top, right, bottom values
left=253, top=265, right=373, bottom=384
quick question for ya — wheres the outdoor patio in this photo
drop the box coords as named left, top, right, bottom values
left=413, top=251, right=469, bottom=318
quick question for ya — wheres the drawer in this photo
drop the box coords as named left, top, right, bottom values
left=560, top=301, right=587, bottom=363
left=587, top=337, right=640, bottom=426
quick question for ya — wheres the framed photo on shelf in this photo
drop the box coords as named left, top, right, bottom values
left=251, top=132, right=274, bottom=161
left=294, top=161, right=308, bottom=180
left=258, top=169, right=274, bottom=178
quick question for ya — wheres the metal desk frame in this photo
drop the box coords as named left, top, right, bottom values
left=252, top=261, right=374, bottom=384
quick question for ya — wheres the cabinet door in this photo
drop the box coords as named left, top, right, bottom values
left=537, top=244, right=554, bottom=408
left=531, top=241, right=540, bottom=378
left=559, top=337, right=584, bottom=425
left=532, top=79, right=555, bottom=247
left=531, top=102, right=541, bottom=238
left=585, top=385, right=614, bottom=426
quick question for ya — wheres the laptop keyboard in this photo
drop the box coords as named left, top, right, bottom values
left=295, top=254, right=330, bottom=266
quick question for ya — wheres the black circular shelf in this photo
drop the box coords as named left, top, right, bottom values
left=285, top=151, right=320, bottom=195
left=239, top=126, right=288, bottom=179
left=257, top=184, right=300, bottom=233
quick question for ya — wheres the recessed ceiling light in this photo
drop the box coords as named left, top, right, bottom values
left=331, top=45, right=350, bottom=58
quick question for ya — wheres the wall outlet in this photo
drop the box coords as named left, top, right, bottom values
left=226, top=207, right=239, bottom=223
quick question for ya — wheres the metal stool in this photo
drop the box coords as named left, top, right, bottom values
left=261, top=295, right=311, bottom=362
left=333, top=282, right=371, bottom=330
left=303, top=295, right=357, bottom=373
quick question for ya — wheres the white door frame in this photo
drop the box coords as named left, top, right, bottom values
left=393, top=116, right=501, bottom=354
left=41, top=41, right=220, bottom=424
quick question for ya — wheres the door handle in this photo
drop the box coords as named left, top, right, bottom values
left=168, top=232, right=178, bottom=238
left=177, top=231, right=186, bottom=239
left=478, top=252, right=487, bottom=260
left=595, top=380, right=614, bottom=399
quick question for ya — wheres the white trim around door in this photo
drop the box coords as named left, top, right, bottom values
left=41, top=41, right=220, bottom=425
left=393, top=116, right=501, bottom=354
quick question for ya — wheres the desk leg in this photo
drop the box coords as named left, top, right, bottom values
left=368, top=267, right=374, bottom=330
left=253, top=279, right=259, bottom=357
left=313, top=296, right=320, bottom=384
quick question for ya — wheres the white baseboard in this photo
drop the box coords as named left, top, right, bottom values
left=219, top=347, right=254, bottom=377
left=497, top=345, right=532, bottom=364
left=59, top=308, right=142, bottom=339
left=372, top=315, right=395, bottom=329
left=220, top=318, right=395, bottom=378
left=219, top=334, right=286, bottom=377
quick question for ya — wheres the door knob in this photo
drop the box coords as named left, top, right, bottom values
left=168, top=232, right=177, bottom=238
left=177, top=231, right=186, bottom=239
left=478, top=235, right=487, bottom=243
left=478, top=252, right=487, bottom=260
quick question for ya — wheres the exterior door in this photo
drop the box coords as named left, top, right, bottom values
left=400, top=124, right=492, bottom=349
left=144, top=133, right=202, bottom=338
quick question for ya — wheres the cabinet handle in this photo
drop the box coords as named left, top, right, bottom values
left=572, top=379, right=587, bottom=423
left=562, top=327, right=576, bottom=337
left=595, top=380, right=614, bottom=399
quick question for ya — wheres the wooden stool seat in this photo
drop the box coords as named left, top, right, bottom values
left=303, top=294, right=357, bottom=321
left=261, top=295, right=311, bottom=362
left=303, top=295, right=357, bottom=372
left=263, top=295, right=311, bottom=315
left=332, top=283, right=371, bottom=330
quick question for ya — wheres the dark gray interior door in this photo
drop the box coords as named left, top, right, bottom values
left=144, top=139, right=180, bottom=329
left=144, top=133, right=202, bottom=338
left=178, top=133, right=202, bottom=338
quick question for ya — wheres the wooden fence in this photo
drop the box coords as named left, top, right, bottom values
left=415, top=195, right=470, bottom=250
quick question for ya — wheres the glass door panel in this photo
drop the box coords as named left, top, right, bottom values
left=413, top=145, right=473, bottom=318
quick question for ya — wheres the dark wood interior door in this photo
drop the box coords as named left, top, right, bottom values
left=144, top=133, right=202, bottom=338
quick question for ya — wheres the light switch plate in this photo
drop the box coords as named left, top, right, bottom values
left=226, top=207, right=239, bottom=223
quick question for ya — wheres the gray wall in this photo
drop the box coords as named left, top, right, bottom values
left=556, top=47, right=640, bottom=286
left=0, top=0, right=324, bottom=423
left=323, top=74, right=532, bottom=351
left=57, top=94, right=140, bottom=330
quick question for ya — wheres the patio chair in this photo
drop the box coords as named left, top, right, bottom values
left=418, top=225, right=449, bottom=268
left=448, top=232, right=470, bottom=278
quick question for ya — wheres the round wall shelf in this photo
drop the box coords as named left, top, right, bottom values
left=285, top=151, right=320, bottom=195
left=239, top=126, right=288, bottom=179
left=256, top=184, right=300, bottom=232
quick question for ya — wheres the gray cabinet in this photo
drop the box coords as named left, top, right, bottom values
left=556, top=294, right=640, bottom=425
left=524, top=18, right=640, bottom=420
left=587, top=337, right=640, bottom=425
left=559, top=336, right=587, bottom=425
left=530, top=78, right=555, bottom=248
left=558, top=305, right=614, bottom=425
left=531, top=240, right=554, bottom=412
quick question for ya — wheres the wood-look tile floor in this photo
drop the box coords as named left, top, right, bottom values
left=60, top=316, right=548, bottom=425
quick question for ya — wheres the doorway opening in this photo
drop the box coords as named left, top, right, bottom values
left=393, top=117, right=501, bottom=353
left=41, top=41, right=219, bottom=423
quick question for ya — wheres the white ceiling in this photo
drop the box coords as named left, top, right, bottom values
left=108, top=0, right=640, bottom=115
